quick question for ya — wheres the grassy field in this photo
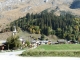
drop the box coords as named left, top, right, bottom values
left=35, top=44, right=80, bottom=51
left=21, top=44, right=80, bottom=57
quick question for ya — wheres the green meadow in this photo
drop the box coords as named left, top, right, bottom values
left=35, top=44, right=80, bottom=51
left=21, top=44, right=80, bottom=57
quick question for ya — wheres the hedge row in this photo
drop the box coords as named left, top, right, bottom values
left=20, top=50, right=80, bottom=57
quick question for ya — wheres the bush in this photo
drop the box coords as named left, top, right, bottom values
left=41, top=34, right=45, bottom=40
left=25, top=40, right=30, bottom=47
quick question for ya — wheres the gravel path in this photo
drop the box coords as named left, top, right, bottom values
left=0, top=50, right=80, bottom=60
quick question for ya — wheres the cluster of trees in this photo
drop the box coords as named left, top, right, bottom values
left=6, top=35, right=30, bottom=50
left=6, top=35, right=22, bottom=50
left=10, top=11, right=80, bottom=41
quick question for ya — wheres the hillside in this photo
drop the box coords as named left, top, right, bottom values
left=0, top=0, right=80, bottom=40
left=0, top=0, right=80, bottom=29
left=10, top=11, right=80, bottom=41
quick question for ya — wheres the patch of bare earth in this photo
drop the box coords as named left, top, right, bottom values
left=0, top=32, right=12, bottom=40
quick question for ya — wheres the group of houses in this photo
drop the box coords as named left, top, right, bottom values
left=0, top=26, right=79, bottom=50
left=30, top=39, right=78, bottom=48
left=0, top=39, right=78, bottom=50
left=0, top=39, right=66, bottom=50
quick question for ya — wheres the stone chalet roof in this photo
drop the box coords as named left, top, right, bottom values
left=31, top=40, right=51, bottom=43
left=0, top=40, right=6, bottom=44
left=0, top=40, right=6, bottom=46
left=57, top=39, right=66, bottom=43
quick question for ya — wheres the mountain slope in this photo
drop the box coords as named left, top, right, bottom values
left=0, top=0, right=80, bottom=40
left=0, top=0, right=80, bottom=29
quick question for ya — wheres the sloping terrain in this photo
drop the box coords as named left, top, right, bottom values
left=0, top=32, right=12, bottom=40
left=0, top=0, right=80, bottom=28
left=0, top=0, right=80, bottom=40
left=0, top=0, right=52, bottom=29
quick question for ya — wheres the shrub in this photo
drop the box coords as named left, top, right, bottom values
left=41, top=34, right=45, bottom=40
left=25, top=40, right=30, bottom=47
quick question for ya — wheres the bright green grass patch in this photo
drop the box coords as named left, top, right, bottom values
left=35, top=44, right=80, bottom=51
left=20, top=44, right=80, bottom=57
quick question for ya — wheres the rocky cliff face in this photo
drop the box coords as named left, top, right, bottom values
left=0, top=0, right=80, bottom=28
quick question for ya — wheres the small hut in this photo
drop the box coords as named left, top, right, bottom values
left=0, top=40, right=6, bottom=50
left=0, top=44, right=5, bottom=50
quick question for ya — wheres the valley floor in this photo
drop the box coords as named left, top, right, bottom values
left=0, top=50, right=80, bottom=60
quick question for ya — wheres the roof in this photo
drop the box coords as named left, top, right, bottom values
left=57, top=39, right=66, bottom=42
left=0, top=40, right=6, bottom=44
left=0, top=43, right=4, bottom=46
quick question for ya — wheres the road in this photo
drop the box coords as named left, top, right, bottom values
left=0, top=50, right=80, bottom=60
